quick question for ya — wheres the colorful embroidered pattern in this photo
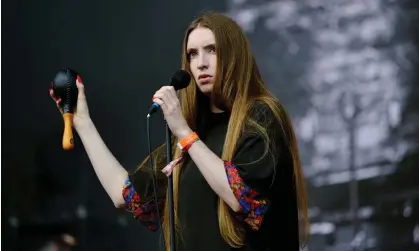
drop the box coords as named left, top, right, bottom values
left=224, top=161, right=270, bottom=231
left=122, top=177, right=162, bottom=231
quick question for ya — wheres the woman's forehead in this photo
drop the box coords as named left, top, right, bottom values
left=187, top=27, right=215, bottom=49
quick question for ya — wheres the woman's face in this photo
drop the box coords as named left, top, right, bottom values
left=186, top=27, right=217, bottom=95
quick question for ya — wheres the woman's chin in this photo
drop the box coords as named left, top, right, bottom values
left=197, top=84, right=213, bottom=95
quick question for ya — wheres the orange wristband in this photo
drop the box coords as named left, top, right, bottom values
left=177, top=132, right=200, bottom=152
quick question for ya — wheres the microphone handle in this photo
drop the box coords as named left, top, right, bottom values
left=62, top=113, right=75, bottom=150
left=147, top=103, right=161, bottom=117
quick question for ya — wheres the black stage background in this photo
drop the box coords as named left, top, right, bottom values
left=2, top=0, right=419, bottom=250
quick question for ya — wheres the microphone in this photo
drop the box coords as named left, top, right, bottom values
left=145, top=70, right=190, bottom=251
left=147, top=70, right=191, bottom=117
left=51, top=68, right=79, bottom=150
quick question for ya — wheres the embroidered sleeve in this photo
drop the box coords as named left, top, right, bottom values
left=225, top=161, right=271, bottom=230
left=123, top=146, right=169, bottom=231
left=122, top=176, right=164, bottom=231
left=224, top=103, right=284, bottom=230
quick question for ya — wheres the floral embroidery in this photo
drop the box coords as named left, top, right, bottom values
left=122, top=178, right=162, bottom=231
left=224, top=161, right=270, bottom=230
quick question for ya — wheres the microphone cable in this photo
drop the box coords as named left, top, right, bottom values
left=146, top=116, right=166, bottom=251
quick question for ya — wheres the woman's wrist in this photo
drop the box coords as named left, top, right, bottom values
left=176, top=127, right=193, bottom=139
left=74, top=117, right=94, bottom=134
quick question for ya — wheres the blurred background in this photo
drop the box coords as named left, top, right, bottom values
left=2, top=0, right=419, bottom=250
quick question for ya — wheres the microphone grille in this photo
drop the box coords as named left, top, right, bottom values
left=171, top=70, right=191, bottom=90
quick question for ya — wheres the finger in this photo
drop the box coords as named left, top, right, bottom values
left=155, top=88, right=176, bottom=107
left=153, top=92, right=163, bottom=100
left=49, top=88, right=59, bottom=101
left=160, top=86, right=177, bottom=101
left=153, top=93, right=168, bottom=105
left=164, top=86, right=178, bottom=103
left=56, top=101, right=64, bottom=113
left=49, top=88, right=61, bottom=103
left=49, top=88, right=57, bottom=101
left=152, top=97, right=167, bottom=111
left=50, top=90, right=63, bottom=113
left=76, top=75, right=86, bottom=100
left=153, top=88, right=164, bottom=99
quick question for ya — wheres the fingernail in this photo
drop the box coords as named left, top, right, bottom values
left=77, top=75, right=83, bottom=85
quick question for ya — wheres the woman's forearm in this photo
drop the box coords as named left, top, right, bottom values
left=187, top=140, right=240, bottom=212
left=76, top=119, right=128, bottom=208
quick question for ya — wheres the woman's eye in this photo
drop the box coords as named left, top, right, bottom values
left=188, top=51, right=197, bottom=58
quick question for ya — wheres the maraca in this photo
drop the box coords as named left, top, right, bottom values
left=51, top=68, right=79, bottom=150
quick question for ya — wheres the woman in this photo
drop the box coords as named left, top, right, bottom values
left=50, top=12, right=309, bottom=251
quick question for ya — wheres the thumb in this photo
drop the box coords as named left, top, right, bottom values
left=76, top=75, right=86, bottom=99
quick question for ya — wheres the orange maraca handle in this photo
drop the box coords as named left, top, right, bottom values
left=62, top=113, right=74, bottom=150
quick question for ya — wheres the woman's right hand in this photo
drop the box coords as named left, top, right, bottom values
left=49, top=76, right=92, bottom=131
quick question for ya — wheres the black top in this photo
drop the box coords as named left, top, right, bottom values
left=123, top=104, right=300, bottom=251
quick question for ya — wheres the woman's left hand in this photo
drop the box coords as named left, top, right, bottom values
left=152, top=86, right=192, bottom=138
